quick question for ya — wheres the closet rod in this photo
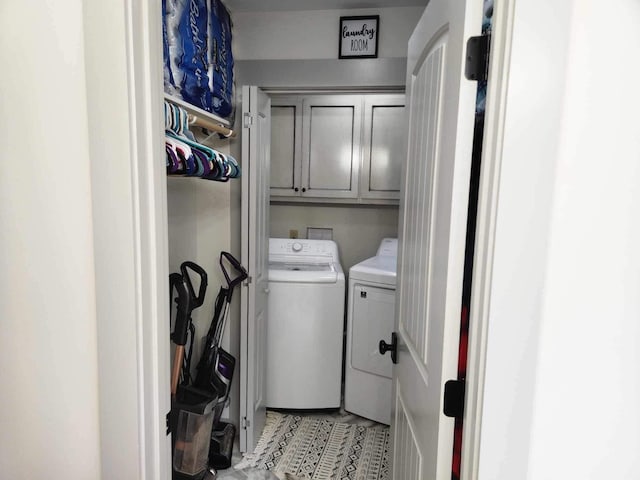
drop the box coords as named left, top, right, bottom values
left=164, top=93, right=236, bottom=138
left=188, top=114, right=236, bottom=138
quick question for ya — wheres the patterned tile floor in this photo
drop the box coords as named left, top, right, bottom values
left=213, top=409, right=387, bottom=480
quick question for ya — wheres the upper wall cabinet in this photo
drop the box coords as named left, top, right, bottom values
left=270, top=93, right=405, bottom=204
left=302, top=95, right=362, bottom=199
left=360, top=95, right=406, bottom=201
left=270, top=96, right=303, bottom=197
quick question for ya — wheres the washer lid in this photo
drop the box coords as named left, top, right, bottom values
left=269, top=261, right=339, bottom=283
left=349, top=255, right=397, bottom=286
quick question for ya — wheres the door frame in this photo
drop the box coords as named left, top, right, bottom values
left=89, top=1, right=171, bottom=478
left=110, top=0, right=519, bottom=478
left=122, top=2, right=172, bottom=477
left=461, top=0, right=517, bottom=478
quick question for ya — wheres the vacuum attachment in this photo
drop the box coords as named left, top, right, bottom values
left=209, top=421, right=236, bottom=470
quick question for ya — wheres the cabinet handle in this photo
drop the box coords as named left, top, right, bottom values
left=294, top=187, right=299, bottom=192
left=302, top=188, right=306, bottom=193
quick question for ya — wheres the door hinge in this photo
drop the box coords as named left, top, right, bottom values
left=243, top=275, right=252, bottom=286
left=243, top=112, right=254, bottom=128
left=166, top=411, right=172, bottom=435
left=443, top=379, right=466, bottom=419
left=241, top=417, right=250, bottom=429
left=465, top=34, right=491, bottom=82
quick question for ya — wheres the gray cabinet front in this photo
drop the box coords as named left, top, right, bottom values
left=269, top=97, right=302, bottom=197
left=269, top=93, right=404, bottom=203
left=302, top=96, right=362, bottom=198
left=361, top=95, right=405, bottom=200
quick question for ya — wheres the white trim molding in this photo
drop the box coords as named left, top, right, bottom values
left=86, top=0, right=171, bottom=478
left=461, top=0, right=517, bottom=478
left=124, top=1, right=172, bottom=478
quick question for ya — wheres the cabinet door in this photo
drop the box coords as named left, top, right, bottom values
left=301, top=95, right=362, bottom=199
left=270, top=97, right=302, bottom=197
left=361, top=94, right=406, bottom=200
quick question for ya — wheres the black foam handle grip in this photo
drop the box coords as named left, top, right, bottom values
left=170, top=272, right=192, bottom=346
left=180, top=261, right=208, bottom=308
left=220, top=252, right=248, bottom=290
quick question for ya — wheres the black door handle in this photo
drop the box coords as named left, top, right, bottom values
left=379, top=332, right=398, bottom=364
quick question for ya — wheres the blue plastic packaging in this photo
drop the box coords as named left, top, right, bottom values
left=209, top=0, right=234, bottom=118
left=163, top=0, right=234, bottom=120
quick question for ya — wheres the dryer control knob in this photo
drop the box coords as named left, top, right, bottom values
left=292, top=242, right=303, bottom=252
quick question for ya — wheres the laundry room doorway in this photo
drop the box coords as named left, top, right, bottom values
left=236, top=0, right=485, bottom=476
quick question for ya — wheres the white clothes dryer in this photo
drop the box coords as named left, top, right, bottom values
left=345, top=238, right=398, bottom=424
left=266, top=238, right=345, bottom=409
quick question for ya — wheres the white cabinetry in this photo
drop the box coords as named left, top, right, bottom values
left=270, top=97, right=303, bottom=197
left=360, top=94, right=405, bottom=201
left=269, top=93, right=405, bottom=204
left=302, top=95, right=362, bottom=199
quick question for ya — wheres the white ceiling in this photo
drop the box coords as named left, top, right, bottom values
left=224, top=0, right=428, bottom=13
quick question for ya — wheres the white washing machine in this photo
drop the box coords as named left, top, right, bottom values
left=345, top=238, right=398, bottom=424
left=266, top=238, right=345, bottom=409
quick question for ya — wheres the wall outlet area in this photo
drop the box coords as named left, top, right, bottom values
left=307, top=227, right=333, bottom=240
left=287, top=228, right=333, bottom=239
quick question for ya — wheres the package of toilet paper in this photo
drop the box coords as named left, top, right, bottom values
left=162, top=0, right=234, bottom=120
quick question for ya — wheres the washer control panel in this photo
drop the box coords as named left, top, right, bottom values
left=269, top=238, right=340, bottom=261
left=377, top=238, right=398, bottom=257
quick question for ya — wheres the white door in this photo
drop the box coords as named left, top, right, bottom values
left=392, top=0, right=480, bottom=478
left=240, top=86, right=271, bottom=453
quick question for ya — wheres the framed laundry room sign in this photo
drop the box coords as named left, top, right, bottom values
left=339, top=15, right=379, bottom=59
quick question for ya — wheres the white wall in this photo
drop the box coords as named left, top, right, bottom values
left=476, top=0, right=575, bottom=476
left=478, top=0, right=640, bottom=478
left=233, top=7, right=417, bottom=89
left=167, top=176, right=232, bottom=292
left=0, top=1, right=101, bottom=478
left=233, top=7, right=423, bottom=60
left=527, top=0, right=640, bottom=477
left=270, top=204, right=399, bottom=271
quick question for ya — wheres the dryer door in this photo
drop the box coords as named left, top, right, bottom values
left=352, top=284, right=395, bottom=379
